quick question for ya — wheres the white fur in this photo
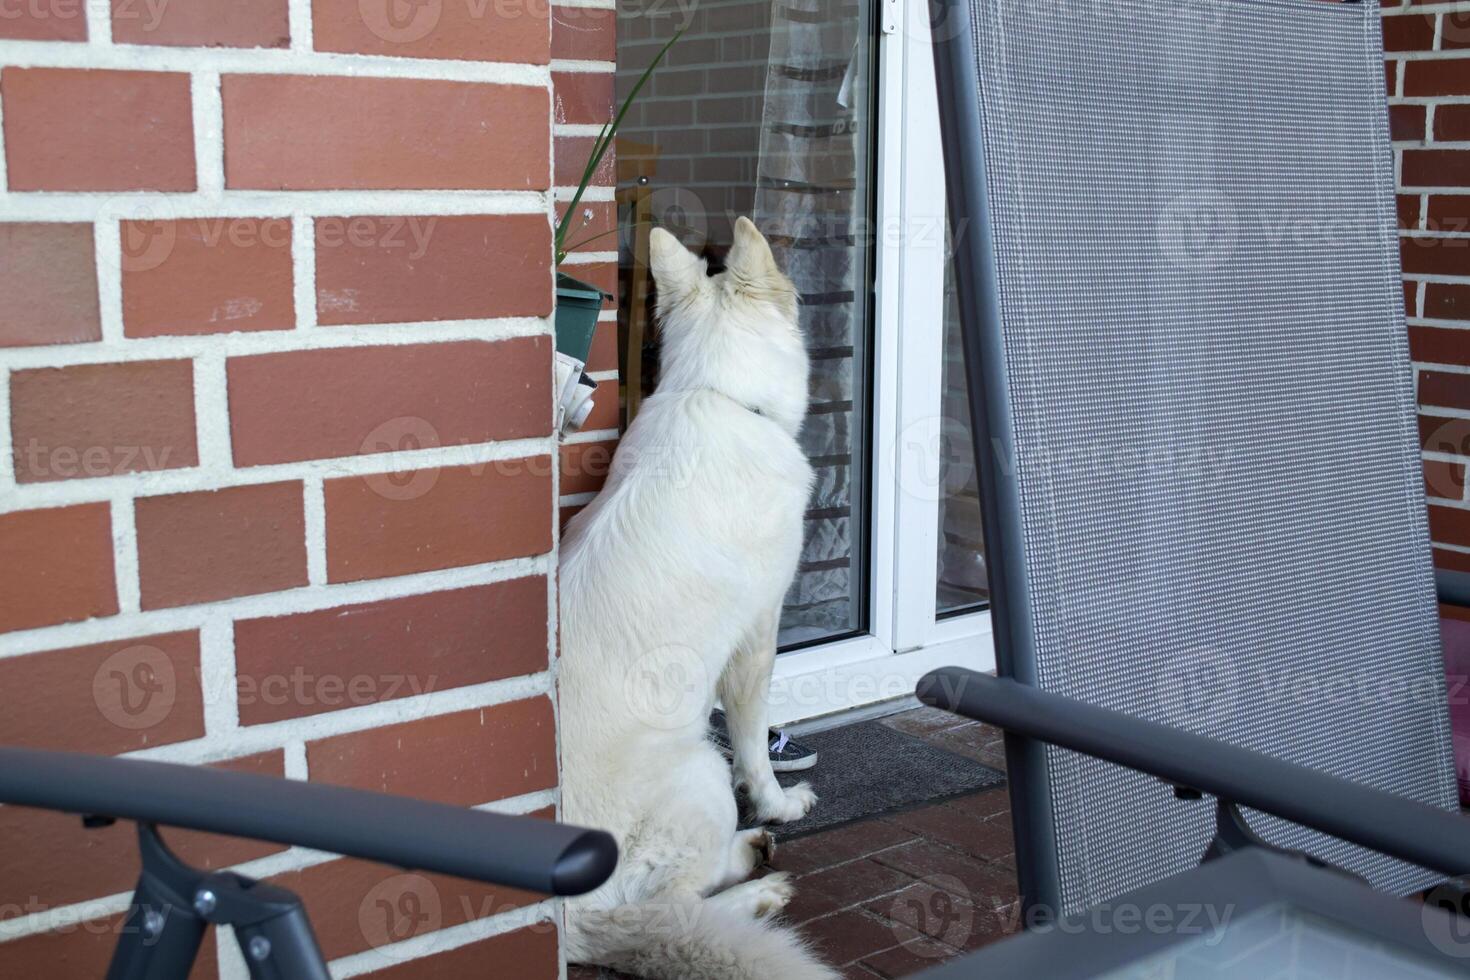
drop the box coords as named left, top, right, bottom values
left=560, top=218, right=835, bottom=980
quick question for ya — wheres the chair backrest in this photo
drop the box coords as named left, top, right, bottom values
left=932, top=0, right=1459, bottom=917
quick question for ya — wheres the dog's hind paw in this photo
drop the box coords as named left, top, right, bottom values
left=728, top=828, right=776, bottom=881
left=711, top=871, right=798, bottom=920
left=744, top=828, right=777, bottom=866
left=756, top=829, right=777, bottom=865
left=751, top=872, right=796, bottom=918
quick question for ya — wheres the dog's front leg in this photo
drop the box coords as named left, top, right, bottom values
left=719, top=611, right=817, bottom=825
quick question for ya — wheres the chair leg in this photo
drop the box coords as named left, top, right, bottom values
left=1200, top=798, right=1366, bottom=887
left=105, top=823, right=331, bottom=980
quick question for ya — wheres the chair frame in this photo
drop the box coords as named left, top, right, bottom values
left=0, top=746, right=617, bottom=979
left=927, top=0, right=1064, bottom=913
left=926, top=0, right=1466, bottom=919
left=918, top=653, right=1470, bottom=883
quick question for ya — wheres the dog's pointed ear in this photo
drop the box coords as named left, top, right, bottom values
left=649, top=227, right=705, bottom=299
left=726, top=216, right=780, bottom=284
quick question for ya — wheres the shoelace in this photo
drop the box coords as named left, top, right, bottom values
left=769, top=731, right=791, bottom=754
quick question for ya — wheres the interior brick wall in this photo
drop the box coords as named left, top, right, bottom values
left=1386, top=2, right=1470, bottom=572
left=615, top=0, right=771, bottom=255
left=0, top=0, right=615, bottom=976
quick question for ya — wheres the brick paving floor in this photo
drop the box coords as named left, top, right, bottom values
left=569, top=706, right=1020, bottom=979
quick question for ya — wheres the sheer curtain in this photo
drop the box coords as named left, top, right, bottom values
left=753, top=0, right=874, bottom=645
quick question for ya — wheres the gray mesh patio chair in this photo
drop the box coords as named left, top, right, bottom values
left=917, top=0, right=1469, bottom=923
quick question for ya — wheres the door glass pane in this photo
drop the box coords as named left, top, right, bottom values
left=615, top=0, right=876, bottom=648
left=937, top=236, right=990, bottom=615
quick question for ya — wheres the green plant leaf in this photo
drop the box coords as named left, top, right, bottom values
left=560, top=218, right=656, bottom=257
left=554, top=27, right=686, bottom=263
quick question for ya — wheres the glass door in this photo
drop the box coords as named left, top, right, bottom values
left=608, top=0, right=997, bottom=724
left=614, top=0, right=878, bottom=650
left=937, top=238, right=988, bottom=617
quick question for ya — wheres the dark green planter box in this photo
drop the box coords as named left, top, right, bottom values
left=555, top=272, right=612, bottom=367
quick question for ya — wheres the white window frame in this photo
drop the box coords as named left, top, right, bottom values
left=770, top=1, right=995, bottom=726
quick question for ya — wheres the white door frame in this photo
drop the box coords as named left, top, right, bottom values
left=770, top=0, right=995, bottom=727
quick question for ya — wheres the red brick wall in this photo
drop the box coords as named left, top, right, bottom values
left=0, top=1, right=614, bottom=975
left=553, top=2, right=620, bottom=523
left=1387, top=3, right=1470, bottom=572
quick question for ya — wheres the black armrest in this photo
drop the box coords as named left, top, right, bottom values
left=917, top=667, right=1470, bottom=878
left=0, top=746, right=616, bottom=896
left=1440, top=569, right=1470, bottom=609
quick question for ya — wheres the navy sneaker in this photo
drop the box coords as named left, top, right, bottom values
left=708, top=709, right=818, bottom=773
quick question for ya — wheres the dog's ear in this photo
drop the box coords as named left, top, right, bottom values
left=649, top=227, right=705, bottom=300
left=726, top=216, right=781, bottom=285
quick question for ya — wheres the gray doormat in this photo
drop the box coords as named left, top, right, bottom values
left=758, top=720, right=1006, bottom=838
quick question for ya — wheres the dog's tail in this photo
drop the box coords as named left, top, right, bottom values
left=568, top=898, right=839, bottom=980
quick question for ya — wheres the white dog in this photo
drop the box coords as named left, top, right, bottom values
left=559, top=218, right=836, bottom=979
